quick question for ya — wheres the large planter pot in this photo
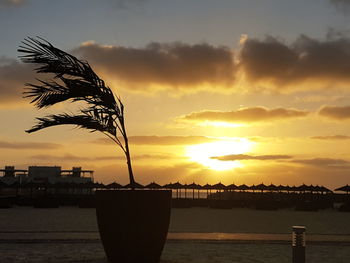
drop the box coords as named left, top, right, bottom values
left=95, top=190, right=172, bottom=263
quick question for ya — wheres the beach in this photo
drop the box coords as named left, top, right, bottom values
left=1, top=207, right=350, bottom=262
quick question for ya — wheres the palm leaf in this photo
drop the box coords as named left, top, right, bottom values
left=26, top=113, right=116, bottom=136
left=18, top=37, right=118, bottom=111
left=18, top=37, right=137, bottom=185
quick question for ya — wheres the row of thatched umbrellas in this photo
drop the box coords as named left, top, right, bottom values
left=0, top=181, right=343, bottom=193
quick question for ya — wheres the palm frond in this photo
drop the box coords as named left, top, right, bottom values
left=19, top=37, right=137, bottom=185
left=26, top=113, right=116, bottom=136
left=18, top=37, right=118, bottom=111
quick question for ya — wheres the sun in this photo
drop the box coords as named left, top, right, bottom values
left=185, top=138, right=253, bottom=171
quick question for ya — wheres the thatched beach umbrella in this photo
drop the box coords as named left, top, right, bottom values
left=238, top=184, right=249, bottom=192
left=227, top=183, right=238, bottom=192
left=212, top=182, right=226, bottom=191
left=313, top=185, right=330, bottom=194
left=256, top=183, right=269, bottom=193
left=123, top=182, right=144, bottom=189
left=277, top=184, right=288, bottom=193
left=249, top=184, right=257, bottom=192
left=297, top=184, right=308, bottom=193
left=145, top=182, right=161, bottom=189
left=267, top=183, right=278, bottom=192
left=202, top=183, right=212, bottom=196
left=212, top=182, right=226, bottom=200
left=335, top=184, right=350, bottom=194
left=163, top=182, right=182, bottom=198
left=183, top=184, right=189, bottom=198
left=187, top=182, right=201, bottom=199
left=290, top=185, right=298, bottom=193
left=106, top=182, right=122, bottom=189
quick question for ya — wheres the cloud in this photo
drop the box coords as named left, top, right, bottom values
left=74, top=41, right=235, bottom=91
left=5, top=34, right=350, bottom=108
left=0, top=57, right=33, bottom=106
left=318, top=105, right=350, bottom=120
left=0, top=140, right=61, bottom=150
left=211, top=154, right=293, bottom=161
left=239, top=35, right=350, bottom=91
left=72, top=35, right=350, bottom=93
left=93, top=135, right=221, bottom=145
left=178, top=107, right=309, bottom=124
left=110, top=0, right=149, bottom=9
left=329, top=0, right=350, bottom=14
left=311, top=135, right=350, bottom=140
left=330, top=0, right=350, bottom=4
left=0, top=0, right=25, bottom=7
left=30, top=153, right=176, bottom=162
left=291, top=158, right=350, bottom=169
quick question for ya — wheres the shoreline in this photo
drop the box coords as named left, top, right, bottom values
left=1, top=231, right=350, bottom=245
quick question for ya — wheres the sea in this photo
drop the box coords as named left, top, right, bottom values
left=1, top=206, right=350, bottom=263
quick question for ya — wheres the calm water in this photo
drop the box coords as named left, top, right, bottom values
left=1, top=206, right=350, bottom=234
left=1, top=207, right=350, bottom=262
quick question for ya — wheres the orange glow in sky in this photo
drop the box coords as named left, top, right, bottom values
left=185, top=138, right=254, bottom=171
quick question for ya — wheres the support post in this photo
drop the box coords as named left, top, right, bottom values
left=292, top=226, right=306, bottom=263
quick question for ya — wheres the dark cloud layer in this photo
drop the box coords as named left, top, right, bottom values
left=30, top=153, right=175, bottom=162
left=0, top=57, right=33, bottom=106
left=311, top=135, right=350, bottom=140
left=291, top=158, right=350, bottom=169
left=0, top=140, right=61, bottom=150
left=318, top=105, right=350, bottom=120
left=0, top=0, right=25, bottom=7
left=5, top=34, right=350, bottom=107
left=240, top=35, right=350, bottom=89
left=111, top=0, right=149, bottom=9
left=74, top=41, right=235, bottom=90
left=93, top=135, right=220, bottom=145
left=179, top=107, right=308, bottom=124
left=211, top=154, right=350, bottom=170
left=211, top=154, right=293, bottom=161
left=331, top=0, right=350, bottom=4
left=330, top=0, right=350, bottom=14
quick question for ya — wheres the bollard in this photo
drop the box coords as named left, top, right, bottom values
left=292, top=226, right=306, bottom=263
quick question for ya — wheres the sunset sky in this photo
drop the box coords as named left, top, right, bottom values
left=2, top=0, right=350, bottom=188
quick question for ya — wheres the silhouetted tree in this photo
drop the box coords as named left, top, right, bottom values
left=18, top=37, right=136, bottom=186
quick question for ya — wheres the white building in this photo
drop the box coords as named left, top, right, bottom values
left=0, top=166, right=94, bottom=184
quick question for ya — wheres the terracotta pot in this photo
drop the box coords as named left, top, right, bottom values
left=95, top=190, right=172, bottom=263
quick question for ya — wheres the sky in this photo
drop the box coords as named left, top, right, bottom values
left=2, top=0, right=350, bottom=188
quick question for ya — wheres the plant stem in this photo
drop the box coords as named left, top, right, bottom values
left=124, top=136, right=135, bottom=187
left=120, top=118, right=136, bottom=188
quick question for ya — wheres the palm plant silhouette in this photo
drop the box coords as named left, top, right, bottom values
left=18, top=37, right=136, bottom=186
